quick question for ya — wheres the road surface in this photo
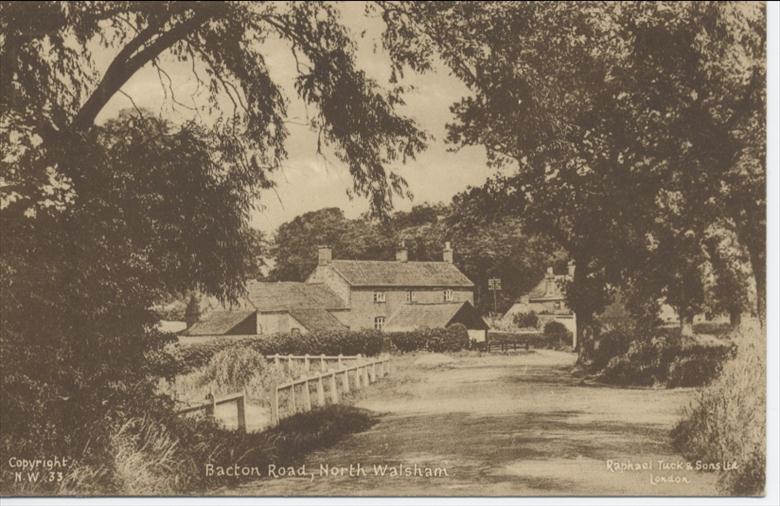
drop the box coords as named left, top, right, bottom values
left=227, top=350, right=720, bottom=496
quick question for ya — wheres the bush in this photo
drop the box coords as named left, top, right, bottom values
left=597, top=332, right=736, bottom=388
left=671, top=323, right=765, bottom=495
left=591, top=329, right=632, bottom=370
left=388, top=324, right=469, bottom=353
left=175, top=329, right=385, bottom=373
left=543, top=320, right=573, bottom=343
left=512, top=311, right=539, bottom=329
left=485, top=331, right=564, bottom=350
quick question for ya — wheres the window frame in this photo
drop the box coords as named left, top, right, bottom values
left=443, top=289, right=454, bottom=302
left=373, top=291, right=386, bottom=303
left=374, top=316, right=385, bottom=330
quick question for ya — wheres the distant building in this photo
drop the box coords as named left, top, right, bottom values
left=501, top=262, right=577, bottom=345
left=183, top=242, right=488, bottom=340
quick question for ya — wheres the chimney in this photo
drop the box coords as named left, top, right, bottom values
left=318, top=245, right=332, bottom=266
left=567, top=260, right=576, bottom=277
left=396, top=241, right=408, bottom=262
left=443, top=241, right=453, bottom=263
left=545, top=266, right=554, bottom=295
left=184, top=294, right=201, bottom=329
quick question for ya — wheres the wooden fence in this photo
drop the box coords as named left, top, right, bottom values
left=176, top=354, right=392, bottom=431
left=270, top=356, right=391, bottom=426
left=176, top=390, right=247, bottom=432
left=266, top=353, right=363, bottom=373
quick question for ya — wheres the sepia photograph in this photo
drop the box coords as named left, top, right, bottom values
left=0, top=0, right=775, bottom=502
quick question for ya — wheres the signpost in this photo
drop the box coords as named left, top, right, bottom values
left=488, top=278, right=502, bottom=316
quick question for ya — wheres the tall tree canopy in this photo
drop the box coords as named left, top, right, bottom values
left=0, top=1, right=429, bottom=456
left=378, top=1, right=766, bottom=339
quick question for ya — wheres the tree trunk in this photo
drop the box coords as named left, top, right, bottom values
left=729, top=309, right=742, bottom=328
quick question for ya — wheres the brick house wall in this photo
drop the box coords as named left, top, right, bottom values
left=333, top=287, right=474, bottom=330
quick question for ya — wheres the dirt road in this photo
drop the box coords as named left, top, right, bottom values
left=228, top=350, right=720, bottom=496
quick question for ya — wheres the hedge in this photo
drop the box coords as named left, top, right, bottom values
left=486, top=330, right=568, bottom=350
left=387, top=324, right=469, bottom=353
left=175, top=325, right=472, bottom=372
left=175, top=329, right=384, bottom=373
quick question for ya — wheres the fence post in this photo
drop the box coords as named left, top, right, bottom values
left=320, top=354, right=326, bottom=372
left=317, top=374, right=325, bottom=406
left=303, top=379, right=312, bottom=412
left=206, top=389, right=215, bottom=416
left=290, top=383, right=296, bottom=414
left=338, top=353, right=343, bottom=368
left=287, top=355, right=293, bottom=372
left=342, top=369, right=350, bottom=393
left=329, top=372, right=339, bottom=403
left=237, top=389, right=247, bottom=433
left=274, top=354, right=280, bottom=366
left=355, top=367, right=362, bottom=389
left=304, top=354, right=310, bottom=373
left=271, top=385, right=279, bottom=425
left=371, top=361, right=377, bottom=382
left=364, top=365, right=370, bottom=385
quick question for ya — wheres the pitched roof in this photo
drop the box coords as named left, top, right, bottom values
left=327, top=260, right=473, bottom=288
left=289, top=308, right=348, bottom=332
left=527, top=275, right=569, bottom=301
left=185, top=310, right=255, bottom=336
left=385, top=301, right=487, bottom=331
left=245, top=281, right=345, bottom=311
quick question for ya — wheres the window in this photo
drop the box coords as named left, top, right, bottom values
left=405, top=290, right=416, bottom=303
left=374, top=316, right=385, bottom=330
left=443, top=289, right=453, bottom=302
left=554, top=301, right=562, bottom=310
left=373, top=291, right=386, bottom=303
left=291, top=327, right=301, bottom=336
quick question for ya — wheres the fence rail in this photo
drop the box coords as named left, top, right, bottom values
left=176, top=390, right=247, bottom=432
left=270, top=356, right=391, bottom=426
left=175, top=354, right=392, bottom=431
left=266, top=353, right=364, bottom=373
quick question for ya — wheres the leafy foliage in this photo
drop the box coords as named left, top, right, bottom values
left=387, top=324, right=470, bottom=353
left=512, top=311, right=539, bottom=329
left=377, top=1, right=766, bottom=344
left=0, top=1, right=428, bottom=477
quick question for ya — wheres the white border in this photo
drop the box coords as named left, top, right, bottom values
left=4, top=3, right=779, bottom=506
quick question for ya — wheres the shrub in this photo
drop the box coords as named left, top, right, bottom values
left=388, top=325, right=470, bottom=353
left=512, top=311, right=539, bottom=329
left=597, top=333, right=735, bottom=388
left=387, top=331, right=427, bottom=353
left=543, top=321, right=572, bottom=342
left=672, top=322, right=765, bottom=495
left=175, top=329, right=385, bottom=374
left=591, top=329, right=632, bottom=370
left=198, top=346, right=268, bottom=392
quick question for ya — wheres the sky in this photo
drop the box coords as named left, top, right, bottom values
left=95, top=2, right=497, bottom=234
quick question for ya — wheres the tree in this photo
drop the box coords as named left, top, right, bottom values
left=0, top=1, right=429, bottom=459
left=377, top=2, right=766, bottom=342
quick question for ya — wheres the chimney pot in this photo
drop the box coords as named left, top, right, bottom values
left=443, top=242, right=454, bottom=263
left=318, top=246, right=332, bottom=266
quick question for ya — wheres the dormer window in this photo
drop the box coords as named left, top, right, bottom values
left=373, top=291, right=386, bottom=303
left=443, top=289, right=453, bottom=302
left=405, top=290, right=416, bottom=303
